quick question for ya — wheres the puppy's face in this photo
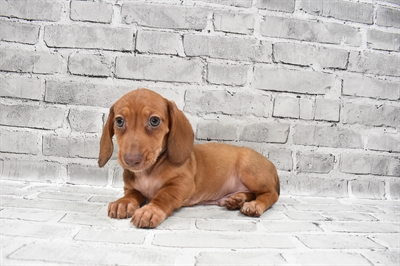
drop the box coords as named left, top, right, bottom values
left=112, top=90, right=170, bottom=172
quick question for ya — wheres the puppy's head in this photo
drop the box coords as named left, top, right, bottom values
left=98, top=89, right=194, bottom=172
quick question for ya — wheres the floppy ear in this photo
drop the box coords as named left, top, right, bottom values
left=98, top=105, right=115, bottom=167
left=167, top=101, right=194, bottom=165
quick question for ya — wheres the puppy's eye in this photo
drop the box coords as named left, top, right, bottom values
left=149, top=116, right=161, bottom=127
left=115, top=117, right=125, bottom=128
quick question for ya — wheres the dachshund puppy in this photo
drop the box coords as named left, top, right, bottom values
left=99, top=88, right=280, bottom=228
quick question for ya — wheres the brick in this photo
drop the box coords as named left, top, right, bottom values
left=260, top=17, right=361, bottom=46
left=342, top=74, right=400, bottom=101
left=348, top=51, right=400, bottom=77
left=196, top=0, right=252, bottom=8
left=207, top=63, right=249, bottom=86
left=214, top=11, right=254, bottom=34
left=239, top=122, right=290, bottom=143
left=255, top=67, right=335, bottom=95
left=44, top=25, right=134, bottom=51
left=389, top=180, right=400, bottom=200
left=376, top=6, right=400, bottom=28
left=342, top=102, right=400, bottom=128
left=0, top=49, right=63, bottom=74
left=299, top=98, right=314, bottom=120
left=197, top=252, right=286, bottom=266
left=0, top=208, right=63, bottom=222
left=184, top=34, right=272, bottom=62
left=301, top=0, right=373, bottom=24
left=296, top=152, right=334, bottom=174
left=196, top=120, right=237, bottom=141
left=314, top=99, right=340, bottom=122
left=184, top=90, right=270, bottom=117
left=323, top=222, right=398, bottom=233
left=0, top=20, right=40, bottom=44
left=267, top=148, right=293, bottom=171
left=116, top=55, right=202, bottom=83
left=293, top=252, right=374, bottom=265
left=368, top=30, right=400, bottom=52
left=68, top=108, right=103, bottom=133
left=274, top=43, right=349, bottom=69
left=0, top=103, right=65, bottom=130
left=68, top=164, right=109, bottom=186
left=70, top=1, right=113, bottom=23
left=196, top=220, right=257, bottom=231
left=0, top=0, right=62, bottom=21
left=293, top=125, right=363, bottom=149
left=43, top=135, right=99, bottom=159
left=0, top=76, right=42, bottom=100
left=298, top=234, right=383, bottom=249
left=351, top=180, right=386, bottom=200
left=1, top=219, right=72, bottom=238
left=121, top=3, right=209, bottom=30
left=367, top=133, right=400, bottom=153
left=74, top=228, right=146, bottom=244
left=153, top=233, right=296, bottom=248
left=257, top=0, right=295, bottom=13
left=0, top=159, right=64, bottom=182
left=260, top=221, right=321, bottom=232
left=341, top=153, right=400, bottom=176
left=273, top=96, right=299, bottom=118
left=136, top=30, right=184, bottom=55
left=0, top=128, right=40, bottom=154
left=69, top=53, right=113, bottom=77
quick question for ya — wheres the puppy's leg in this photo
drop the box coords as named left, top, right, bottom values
left=240, top=192, right=278, bottom=217
left=225, top=192, right=255, bottom=210
left=108, top=189, right=145, bottom=219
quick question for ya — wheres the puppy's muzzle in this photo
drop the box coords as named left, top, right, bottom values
left=124, top=154, right=143, bottom=167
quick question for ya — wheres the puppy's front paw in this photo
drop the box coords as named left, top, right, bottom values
left=240, top=201, right=264, bottom=217
left=131, top=205, right=166, bottom=228
left=108, top=198, right=140, bottom=219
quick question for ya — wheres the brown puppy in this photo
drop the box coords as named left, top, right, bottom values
left=99, top=88, right=280, bottom=228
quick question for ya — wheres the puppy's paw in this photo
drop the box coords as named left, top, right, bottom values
left=108, top=198, right=140, bottom=219
left=240, top=201, right=264, bottom=217
left=225, top=194, right=246, bottom=210
left=131, top=205, right=166, bottom=228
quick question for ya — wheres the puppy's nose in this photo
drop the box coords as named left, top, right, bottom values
left=124, top=154, right=143, bottom=167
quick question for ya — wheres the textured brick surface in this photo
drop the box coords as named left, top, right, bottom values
left=1, top=0, right=399, bottom=202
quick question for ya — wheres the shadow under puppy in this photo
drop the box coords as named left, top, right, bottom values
left=98, top=88, right=280, bottom=228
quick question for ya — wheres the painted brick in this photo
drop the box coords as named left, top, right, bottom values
left=342, top=74, right=400, bottom=101
left=44, top=25, right=134, bottom=51
left=136, top=30, right=184, bottom=55
left=348, top=51, right=400, bottom=77
left=0, top=159, right=64, bottom=182
left=116, top=55, right=202, bottom=83
left=67, top=164, right=109, bottom=186
left=0, top=76, right=42, bottom=100
left=257, top=0, right=295, bottom=13
left=314, top=99, right=340, bottom=122
left=297, top=234, right=384, bottom=249
left=299, top=98, right=314, bottom=120
left=255, top=67, right=335, bottom=95
left=274, top=43, right=349, bottom=69
left=342, top=102, right=400, bottom=128
left=184, top=34, right=272, bottom=62
left=74, top=228, right=146, bottom=244
left=70, top=1, right=113, bottom=23
left=300, top=0, right=373, bottom=24
left=0, top=49, right=63, bottom=74
left=0, top=0, right=63, bottom=21
left=341, top=153, right=400, bottom=176
left=196, top=220, right=257, bottom=231
left=351, top=180, right=386, bottom=200
left=260, top=16, right=361, bottom=46
left=196, top=120, right=237, bottom=141
left=296, top=152, right=334, bottom=174
left=43, top=135, right=99, bottom=159
left=0, top=103, right=65, bottom=130
left=368, top=30, right=400, bottom=52
left=2, top=219, right=72, bottom=238
left=197, top=0, right=252, bottom=8
left=68, top=108, right=103, bottom=133
left=214, top=11, right=254, bottom=34
left=367, top=133, right=400, bottom=153
left=121, top=3, right=209, bottom=30
left=184, top=90, right=270, bottom=117
left=267, top=148, right=293, bottom=171
left=197, top=252, right=286, bottom=266
left=293, top=252, right=374, bottom=265
left=376, top=6, right=400, bottom=28
left=239, top=122, right=290, bottom=143
left=273, top=96, right=299, bottom=119
left=69, top=53, right=113, bottom=77
left=293, top=125, right=363, bottom=149
left=389, top=180, right=400, bottom=200
left=0, top=128, right=40, bottom=155
left=0, top=20, right=40, bottom=44
left=207, top=63, right=249, bottom=86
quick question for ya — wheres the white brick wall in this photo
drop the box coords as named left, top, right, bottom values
left=0, top=0, right=399, bottom=200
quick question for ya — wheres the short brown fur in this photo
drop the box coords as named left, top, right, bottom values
left=99, top=89, right=280, bottom=228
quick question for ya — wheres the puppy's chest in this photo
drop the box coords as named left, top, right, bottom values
left=131, top=174, right=163, bottom=200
